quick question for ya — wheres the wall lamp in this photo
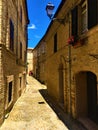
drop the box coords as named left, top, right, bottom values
left=46, top=2, right=66, bottom=25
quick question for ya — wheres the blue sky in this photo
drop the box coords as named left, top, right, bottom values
left=27, top=0, right=61, bottom=48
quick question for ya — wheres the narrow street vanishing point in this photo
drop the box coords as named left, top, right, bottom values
left=0, top=76, right=69, bottom=130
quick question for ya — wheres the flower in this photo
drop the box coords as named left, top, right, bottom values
left=67, top=36, right=75, bottom=45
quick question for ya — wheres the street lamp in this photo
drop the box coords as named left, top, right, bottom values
left=46, top=2, right=65, bottom=25
left=46, top=2, right=55, bottom=19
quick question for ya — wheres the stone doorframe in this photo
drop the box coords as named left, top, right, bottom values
left=75, top=71, right=98, bottom=123
left=5, top=75, right=14, bottom=111
left=59, top=55, right=68, bottom=111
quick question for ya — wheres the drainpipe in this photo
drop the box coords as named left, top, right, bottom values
left=68, top=12, right=72, bottom=115
left=16, top=0, right=18, bottom=60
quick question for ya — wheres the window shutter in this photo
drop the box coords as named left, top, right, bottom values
left=54, top=33, right=57, bottom=53
left=71, top=6, right=78, bottom=37
left=20, top=42, right=22, bottom=59
left=10, top=20, right=14, bottom=39
left=88, top=0, right=98, bottom=29
left=10, top=19, right=14, bottom=51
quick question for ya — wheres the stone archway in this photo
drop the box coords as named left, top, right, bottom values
left=58, top=55, right=67, bottom=110
left=86, top=72, right=97, bottom=122
left=75, top=71, right=98, bottom=123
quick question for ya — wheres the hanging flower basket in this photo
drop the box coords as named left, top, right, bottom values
left=67, top=35, right=83, bottom=48
left=67, top=36, right=75, bottom=46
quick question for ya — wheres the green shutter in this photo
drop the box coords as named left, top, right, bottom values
left=71, top=6, right=78, bottom=37
left=88, top=0, right=98, bottom=29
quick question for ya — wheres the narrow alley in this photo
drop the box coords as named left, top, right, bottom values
left=0, top=76, right=69, bottom=130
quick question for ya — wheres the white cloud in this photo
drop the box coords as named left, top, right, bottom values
left=34, top=35, right=41, bottom=39
left=28, top=24, right=36, bottom=29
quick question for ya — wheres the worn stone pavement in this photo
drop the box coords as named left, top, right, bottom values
left=0, top=76, right=69, bottom=130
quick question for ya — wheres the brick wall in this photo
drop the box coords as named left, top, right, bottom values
left=0, top=0, right=28, bottom=125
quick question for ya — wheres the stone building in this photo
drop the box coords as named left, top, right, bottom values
left=0, top=0, right=29, bottom=124
left=27, top=48, right=34, bottom=74
left=33, top=0, right=98, bottom=128
left=33, top=39, right=46, bottom=83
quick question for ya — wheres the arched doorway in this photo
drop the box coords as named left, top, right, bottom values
left=75, top=71, right=98, bottom=123
left=87, top=72, right=97, bottom=122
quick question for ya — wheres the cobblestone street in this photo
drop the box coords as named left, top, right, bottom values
left=0, top=76, right=69, bottom=130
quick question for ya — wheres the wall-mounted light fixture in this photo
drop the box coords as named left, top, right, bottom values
left=46, top=2, right=66, bottom=25
left=46, top=2, right=55, bottom=19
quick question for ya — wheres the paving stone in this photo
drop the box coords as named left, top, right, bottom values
left=0, top=76, right=68, bottom=130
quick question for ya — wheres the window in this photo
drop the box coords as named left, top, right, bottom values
left=71, top=0, right=98, bottom=36
left=10, top=19, right=14, bottom=51
left=8, top=82, right=12, bottom=103
left=54, top=33, right=57, bottom=53
left=20, top=42, right=22, bottom=59
left=71, top=6, right=78, bottom=37
left=81, top=0, right=87, bottom=33
left=88, top=0, right=98, bottom=29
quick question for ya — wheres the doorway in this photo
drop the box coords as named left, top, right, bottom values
left=87, top=72, right=97, bottom=122
left=75, top=71, right=98, bottom=123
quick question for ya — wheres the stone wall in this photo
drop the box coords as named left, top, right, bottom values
left=45, top=0, right=98, bottom=120
left=33, top=0, right=98, bottom=123
left=0, top=0, right=28, bottom=125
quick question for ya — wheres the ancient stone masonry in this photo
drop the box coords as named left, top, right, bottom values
left=33, top=0, right=98, bottom=128
left=0, top=0, right=29, bottom=125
